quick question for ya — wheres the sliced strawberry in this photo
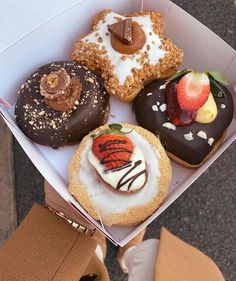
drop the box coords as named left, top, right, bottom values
left=165, top=81, right=196, bottom=126
left=92, top=134, right=134, bottom=171
left=177, top=72, right=210, bottom=112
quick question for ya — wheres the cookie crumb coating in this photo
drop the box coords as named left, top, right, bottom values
left=72, top=10, right=183, bottom=102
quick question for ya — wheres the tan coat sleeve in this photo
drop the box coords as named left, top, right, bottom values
left=154, top=227, right=225, bottom=281
left=0, top=204, right=97, bottom=281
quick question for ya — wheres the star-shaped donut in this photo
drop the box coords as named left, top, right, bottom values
left=72, top=9, right=183, bottom=102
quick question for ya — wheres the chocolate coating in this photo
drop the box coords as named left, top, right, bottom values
left=15, top=61, right=110, bottom=148
left=133, top=80, right=234, bottom=165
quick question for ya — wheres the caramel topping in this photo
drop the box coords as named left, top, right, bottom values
left=110, top=21, right=146, bottom=54
left=40, top=68, right=82, bottom=112
left=108, top=19, right=133, bottom=44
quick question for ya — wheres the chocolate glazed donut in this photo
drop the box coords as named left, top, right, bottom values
left=133, top=80, right=234, bottom=166
left=15, top=61, right=110, bottom=148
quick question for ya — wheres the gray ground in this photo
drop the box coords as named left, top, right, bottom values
left=13, top=0, right=236, bottom=280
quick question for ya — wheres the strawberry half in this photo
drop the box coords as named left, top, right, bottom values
left=177, top=72, right=210, bottom=112
left=92, top=134, right=134, bottom=171
left=165, top=81, right=197, bottom=126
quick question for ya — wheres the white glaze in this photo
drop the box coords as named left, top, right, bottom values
left=88, top=146, right=146, bottom=192
left=82, top=11, right=166, bottom=84
left=79, top=129, right=160, bottom=216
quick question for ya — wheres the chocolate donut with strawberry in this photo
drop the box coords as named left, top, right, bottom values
left=68, top=123, right=171, bottom=226
left=134, top=69, right=234, bottom=168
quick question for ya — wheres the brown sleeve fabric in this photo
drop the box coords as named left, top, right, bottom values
left=154, top=227, right=225, bottom=281
left=0, top=204, right=97, bottom=281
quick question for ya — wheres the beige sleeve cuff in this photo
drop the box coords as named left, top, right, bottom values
left=0, top=204, right=96, bottom=281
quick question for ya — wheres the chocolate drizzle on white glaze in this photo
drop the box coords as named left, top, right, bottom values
left=116, top=160, right=147, bottom=191
left=94, top=137, right=147, bottom=192
left=88, top=139, right=148, bottom=193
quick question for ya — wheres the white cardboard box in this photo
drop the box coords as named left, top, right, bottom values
left=0, top=0, right=236, bottom=246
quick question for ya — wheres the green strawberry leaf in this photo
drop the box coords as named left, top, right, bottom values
left=166, top=69, right=192, bottom=83
left=209, top=76, right=226, bottom=98
left=109, top=123, right=122, bottom=131
left=91, top=124, right=124, bottom=139
left=208, top=71, right=230, bottom=85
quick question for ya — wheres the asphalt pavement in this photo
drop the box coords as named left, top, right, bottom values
left=12, top=0, right=236, bottom=280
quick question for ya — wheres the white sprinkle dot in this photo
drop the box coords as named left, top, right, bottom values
left=221, top=104, right=226, bottom=109
left=159, top=84, right=166, bottom=90
left=208, top=137, right=214, bottom=146
left=184, top=132, right=194, bottom=141
left=162, top=122, right=176, bottom=130
left=152, top=105, right=158, bottom=111
left=197, top=131, right=207, bottom=140
left=147, top=92, right=152, bottom=96
left=159, top=103, right=166, bottom=112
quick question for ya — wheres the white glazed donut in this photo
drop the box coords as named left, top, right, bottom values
left=68, top=123, right=171, bottom=226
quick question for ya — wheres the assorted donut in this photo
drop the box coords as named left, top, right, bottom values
left=68, top=123, right=171, bottom=226
left=15, top=61, right=110, bottom=148
left=72, top=10, right=183, bottom=102
left=14, top=9, right=234, bottom=225
left=134, top=70, right=234, bottom=167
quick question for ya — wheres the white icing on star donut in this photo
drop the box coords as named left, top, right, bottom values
left=82, top=11, right=166, bottom=85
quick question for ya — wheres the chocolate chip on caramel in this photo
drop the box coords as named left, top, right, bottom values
left=109, top=21, right=146, bottom=55
left=108, top=19, right=133, bottom=45
left=40, top=68, right=82, bottom=112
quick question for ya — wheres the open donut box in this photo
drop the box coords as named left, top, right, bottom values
left=0, top=0, right=236, bottom=246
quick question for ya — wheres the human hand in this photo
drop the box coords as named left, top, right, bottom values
left=44, top=181, right=95, bottom=230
